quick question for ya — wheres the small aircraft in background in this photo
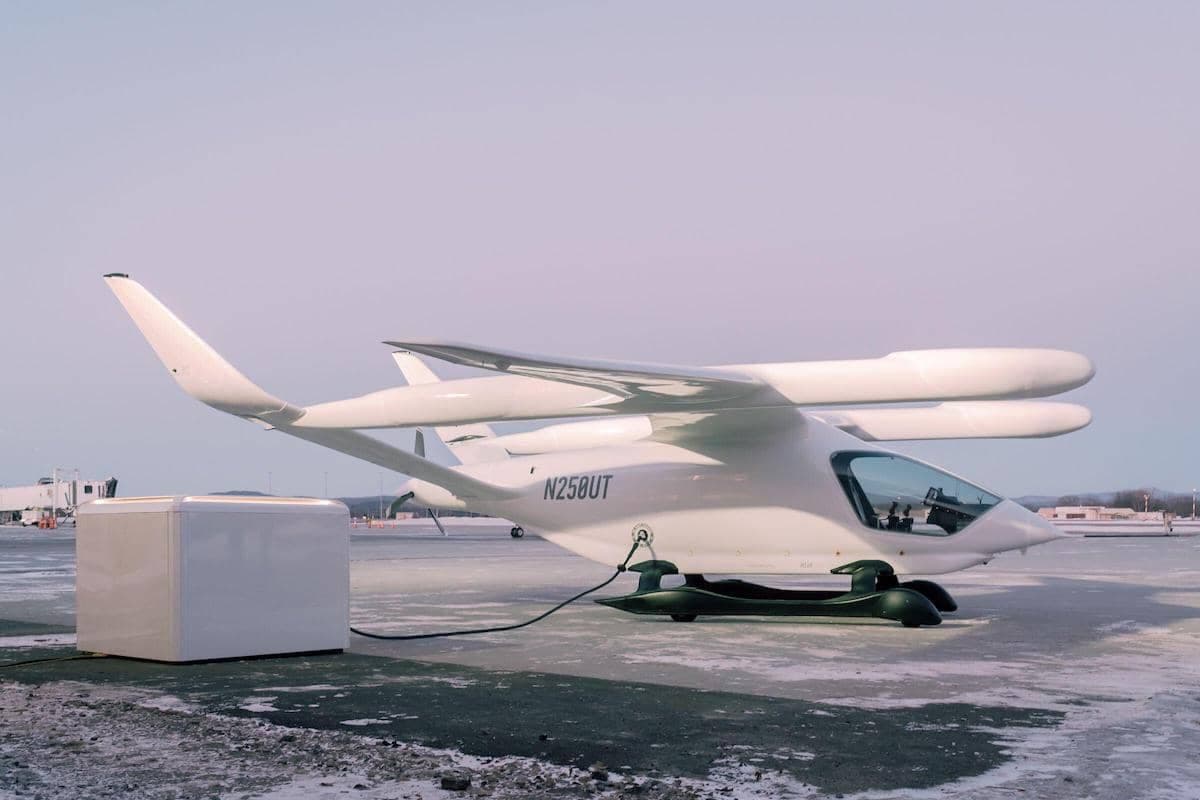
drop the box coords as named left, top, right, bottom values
left=105, top=274, right=1094, bottom=626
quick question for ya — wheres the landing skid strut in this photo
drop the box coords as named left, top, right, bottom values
left=595, top=560, right=956, bottom=627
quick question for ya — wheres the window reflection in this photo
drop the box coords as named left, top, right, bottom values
left=831, top=451, right=1001, bottom=535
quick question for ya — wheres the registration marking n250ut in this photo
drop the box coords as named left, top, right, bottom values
left=544, top=474, right=613, bottom=501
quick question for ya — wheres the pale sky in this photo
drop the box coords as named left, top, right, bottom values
left=2, top=3, right=1197, bottom=499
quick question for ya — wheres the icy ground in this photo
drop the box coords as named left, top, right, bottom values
left=0, top=680, right=725, bottom=800
left=2, top=525, right=1198, bottom=798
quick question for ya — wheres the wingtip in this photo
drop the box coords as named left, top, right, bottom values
left=102, top=272, right=131, bottom=279
left=383, top=342, right=419, bottom=357
left=103, top=275, right=294, bottom=418
left=1077, top=353, right=1097, bottom=385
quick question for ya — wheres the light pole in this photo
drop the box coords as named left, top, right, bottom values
left=1193, top=488, right=1196, bottom=520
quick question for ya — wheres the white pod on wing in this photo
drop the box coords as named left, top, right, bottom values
left=811, top=401, right=1092, bottom=441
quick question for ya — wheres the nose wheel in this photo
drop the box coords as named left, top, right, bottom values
left=510, top=526, right=525, bottom=539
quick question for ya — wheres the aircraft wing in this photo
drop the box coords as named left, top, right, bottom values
left=275, top=426, right=517, bottom=500
left=382, top=340, right=1094, bottom=419
left=424, top=399, right=1092, bottom=459
left=106, top=274, right=1096, bottom=507
left=644, top=399, right=1090, bottom=458
left=390, top=352, right=509, bottom=464
left=649, top=407, right=806, bottom=449
left=103, top=275, right=518, bottom=501
left=382, top=340, right=767, bottom=404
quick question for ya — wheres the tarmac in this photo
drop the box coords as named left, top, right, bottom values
left=1, top=522, right=1198, bottom=799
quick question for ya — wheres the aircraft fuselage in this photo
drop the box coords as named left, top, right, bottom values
left=405, top=418, right=1061, bottom=575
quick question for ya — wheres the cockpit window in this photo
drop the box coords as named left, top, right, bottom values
left=831, top=451, right=1001, bottom=535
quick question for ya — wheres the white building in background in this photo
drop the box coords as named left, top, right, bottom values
left=0, top=476, right=118, bottom=524
left=1038, top=504, right=1200, bottom=536
left=1037, top=506, right=1170, bottom=522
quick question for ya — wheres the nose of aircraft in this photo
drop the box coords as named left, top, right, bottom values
left=962, top=499, right=1065, bottom=557
left=1020, top=505, right=1066, bottom=547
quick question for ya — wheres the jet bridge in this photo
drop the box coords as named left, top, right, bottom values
left=0, top=475, right=118, bottom=524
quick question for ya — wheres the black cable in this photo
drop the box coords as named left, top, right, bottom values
left=0, top=653, right=107, bottom=670
left=350, top=540, right=643, bottom=641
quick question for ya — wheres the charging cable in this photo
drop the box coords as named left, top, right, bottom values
left=350, top=538, right=644, bottom=641
left=2, top=539, right=649, bottom=657
left=0, top=653, right=107, bottom=670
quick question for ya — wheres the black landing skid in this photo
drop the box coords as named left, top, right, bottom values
left=595, top=560, right=956, bottom=627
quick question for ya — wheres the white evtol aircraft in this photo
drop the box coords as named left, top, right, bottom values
left=104, top=274, right=1094, bottom=626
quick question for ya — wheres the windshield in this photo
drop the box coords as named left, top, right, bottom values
left=831, top=451, right=1002, bottom=535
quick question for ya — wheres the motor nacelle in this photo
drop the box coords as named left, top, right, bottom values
left=395, top=478, right=467, bottom=512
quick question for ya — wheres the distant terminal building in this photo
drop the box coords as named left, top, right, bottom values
left=1037, top=506, right=1168, bottom=522
left=1036, top=504, right=1200, bottom=536
left=0, top=476, right=118, bottom=525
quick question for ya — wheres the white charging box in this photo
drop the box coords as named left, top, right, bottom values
left=76, top=496, right=349, bottom=662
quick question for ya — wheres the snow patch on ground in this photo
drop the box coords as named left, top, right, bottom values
left=406, top=602, right=510, bottom=609
left=0, top=633, right=76, bottom=649
left=249, top=774, right=461, bottom=799
left=619, top=649, right=1027, bottom=686
left=846, top=691, right=1200, bottom=800
left=0, top=680, right=829, bottom=799
left=239, top=696, right=279, bottom=713
left=136, top=694, right=197, bottom=714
